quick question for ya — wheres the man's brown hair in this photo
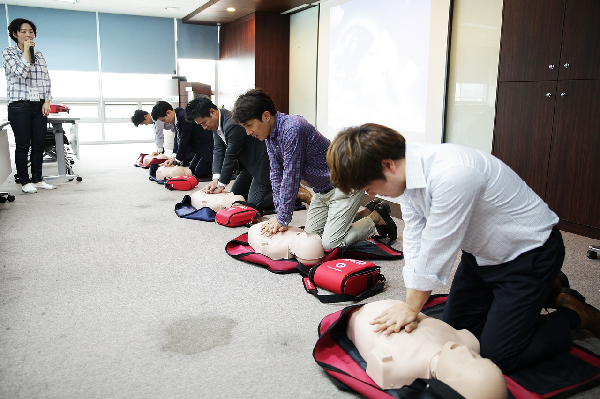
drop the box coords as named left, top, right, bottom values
left=327, top=123, right=406, bottom=194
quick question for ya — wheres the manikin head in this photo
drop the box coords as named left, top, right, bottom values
left=248, top=222, right=324, bottom=265
left=433, top=341, right=508, bottom=399
left=156, top=165, right=192, bottom=181
left=346, top=300, right=507, bottom=399
left=190, top=191, right=246, bottom=212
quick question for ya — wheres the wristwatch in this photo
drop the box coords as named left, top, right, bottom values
left=172, top=160, right=179, bottom=166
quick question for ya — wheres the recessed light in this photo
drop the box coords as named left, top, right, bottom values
left=56, top=0, right=78, bottom=3
left=165, top=7, right=180, bottom=10
left=226, top=7, right=236, bottom=12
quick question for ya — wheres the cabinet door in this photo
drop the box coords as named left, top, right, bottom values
left=546, top=80, right=600, bottom=228
left=493, top=81, right=557, bottom=199
left=497, top=0, right=565, bottom=82
left=558, top=0, right=600, bottom=80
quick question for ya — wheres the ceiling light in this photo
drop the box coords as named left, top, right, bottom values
left=56, top=0, right=78, bottom=3
left=226, top=7, right=236, bottom=12
left=165, top=7, right=180, bottom=10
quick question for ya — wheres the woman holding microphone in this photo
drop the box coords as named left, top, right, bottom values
left=3, top=18, right=54, bottom=193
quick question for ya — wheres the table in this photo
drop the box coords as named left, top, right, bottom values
left=45, top=117, right=81, bottom=182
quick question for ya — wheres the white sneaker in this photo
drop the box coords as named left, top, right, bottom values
left=22, top=183, right=38, bottom=193
left=33, top=181, right=56, bottom=190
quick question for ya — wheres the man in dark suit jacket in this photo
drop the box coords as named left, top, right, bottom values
left=185, top=95, right=273, bottom=210
left=151, top=100, right=214, bottom=178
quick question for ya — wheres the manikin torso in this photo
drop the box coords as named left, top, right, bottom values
left=347, top=299, right=480, bottom=390
left=156, top=165, right=192, bottom=181
left=190, top=191, right=246, bottom=212
left=143, top=153, right=168, bottom=167
left=248, top=222, right=324, bottom=265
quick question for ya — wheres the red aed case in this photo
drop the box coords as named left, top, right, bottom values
left=215, top=203, right=263, bottom=227
left=164, top=175, right=198, bottom=191
left=303, top=259, right=385, bottom=303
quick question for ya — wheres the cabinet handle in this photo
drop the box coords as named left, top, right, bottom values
left=546, top=93, right=552, bottom=97
left=549, top=65, right=555, bottom=69
left=560, top=92, right=567, bottom=97
left=563, top=63, right=570, bottom=68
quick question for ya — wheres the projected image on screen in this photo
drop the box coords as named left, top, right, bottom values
left=328, top=0, right=432, bottom=142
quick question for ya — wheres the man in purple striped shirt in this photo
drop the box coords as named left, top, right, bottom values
left=232, top=89, right=393, bottom=249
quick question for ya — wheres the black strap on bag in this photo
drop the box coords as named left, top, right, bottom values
left=297, top=261, right=386, bottom=304
left=400, top=378, right=465, bottom=399
left=302, top=278, right=386, bottom=303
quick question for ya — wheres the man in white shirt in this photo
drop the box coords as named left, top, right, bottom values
left=327, top=123, right=600, bottom=372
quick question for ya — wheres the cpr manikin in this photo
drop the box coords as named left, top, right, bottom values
left=191, top=191, right=246, bottom=212
left=156, top=165, right=192, bottom=181
left=143, top=153, right=169, bottom=167
left=248, top=222, right=324, bottom=265
left=347, top=300, right=507, bottom=399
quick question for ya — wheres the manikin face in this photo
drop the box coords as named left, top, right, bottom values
left=13, top=23, right=35, bottom=48
left=240, top=112, right=272, bottom=141
left=158, top=109, right=176, bottom=125
left=194, top=108, right=219, bottom=131
left=435, top=341, right=507, bottom=399
left=361, top=159, right=407, bottom=198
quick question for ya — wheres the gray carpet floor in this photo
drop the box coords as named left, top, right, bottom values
left=1, top=143, right=599, bottom=398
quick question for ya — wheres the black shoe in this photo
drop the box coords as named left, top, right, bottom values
left=373, top=202, right=397, bottom=242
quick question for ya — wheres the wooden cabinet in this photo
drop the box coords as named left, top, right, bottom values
left=546, top=80, right=600, bottom=230
left=218, top=12, right=290, bottom=113
left=493, top=0, right=600, bottom=238
left=494, top=81, right=556, bottom=199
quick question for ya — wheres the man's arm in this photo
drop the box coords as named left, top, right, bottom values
left=174, top=112, right=192, bottom=163
left=377, top=166, right=486, bottom=334
left=154, top=120, right=165, bottom=153
left=218, top=122, right=246, bottom=187
left=203, top=132, right=226, bottom=193
left=274, top=126, right=306, bottom=227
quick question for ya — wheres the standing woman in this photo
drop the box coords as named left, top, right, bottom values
left=3, top=18, right=55, bottom=193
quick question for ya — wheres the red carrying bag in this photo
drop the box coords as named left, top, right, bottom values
left=302, top=258, right=385, bottom=303
left=164, top=175, right=198, bottom=191
left=215, top=201, right=263, bottom=227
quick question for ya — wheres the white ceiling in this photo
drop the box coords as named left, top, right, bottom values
left=3, top=0, right=211, bottom=19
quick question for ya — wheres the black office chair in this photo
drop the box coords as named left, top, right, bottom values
left=0, top=122, right=15, bottom=203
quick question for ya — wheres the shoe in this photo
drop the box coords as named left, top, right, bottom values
left=365, top=197, right=383, bottom=212
left=556, top=288, right=600, bottom=337
left=21, top=183, right=37, bottom=193
left=373, top=202, right=397, bottom=242
left=544, top=271, right=570, bottom=308
left=297, top=186, right=313, bottom=205
left=33, top=181, right=56, bottom=190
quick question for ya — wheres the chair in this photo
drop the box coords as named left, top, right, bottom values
left=588, top=245, right=599, bottom=259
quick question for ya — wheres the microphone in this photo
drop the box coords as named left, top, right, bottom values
left=29, top=46, right=35, bottom=64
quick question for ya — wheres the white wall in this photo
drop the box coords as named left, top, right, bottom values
left=289, top=6, right=319, bottom=125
